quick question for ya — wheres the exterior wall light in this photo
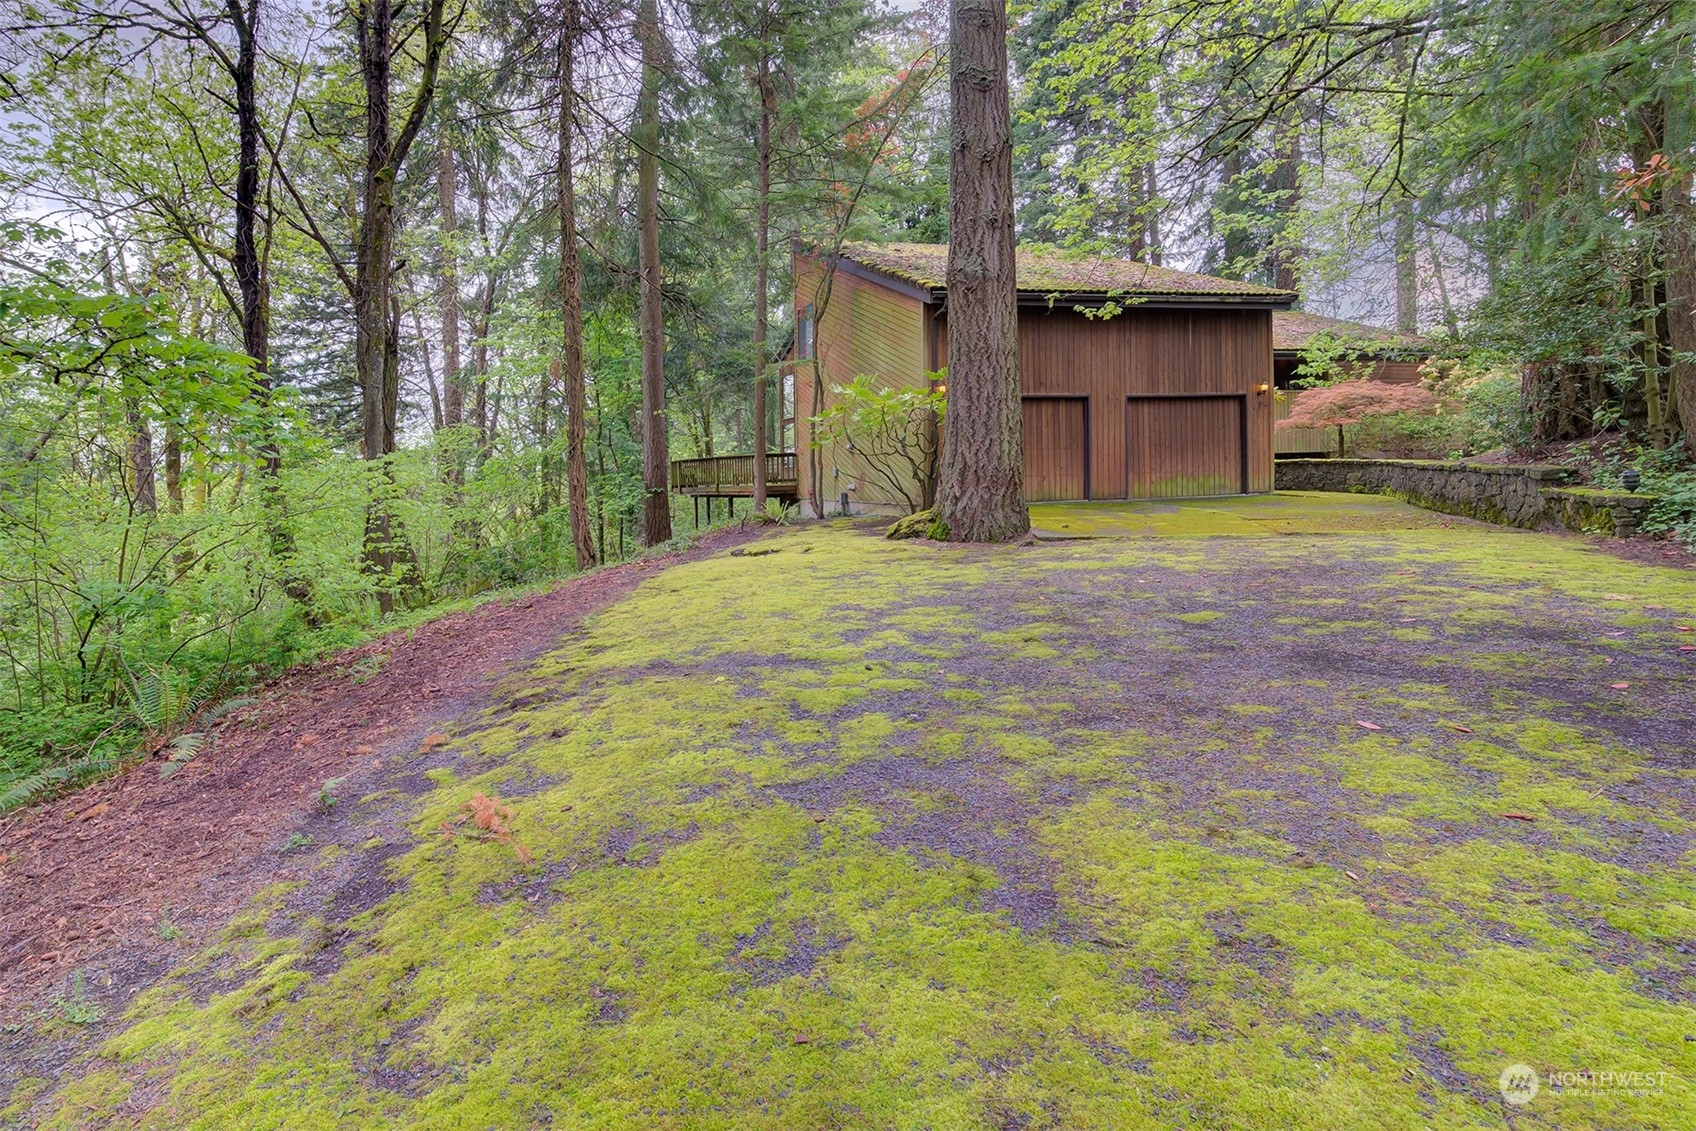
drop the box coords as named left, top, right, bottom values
left=1255, top=382, right=1270, bottom=394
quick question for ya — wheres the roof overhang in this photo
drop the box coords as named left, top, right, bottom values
left=815, top=252, right=1297, bottom=311
left=827, top=255, right=934, bottom=303
left=1016, top=291, right=1295, bottom=312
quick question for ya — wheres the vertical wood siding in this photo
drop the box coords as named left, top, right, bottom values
left=938, top=305, right=1276, bottom=498
left=1372, top=360, right=1424, bottom=385
left=793, top=257, right=929, bottom=509
left=1021, top=397, right=1088, bottom=500
left=1125, top=396, right=1245, bottom=497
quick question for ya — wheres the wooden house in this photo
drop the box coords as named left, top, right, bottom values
left=790, top=242, right=1296, bottom=512
left=1271, top=311, right=1436, bottom=457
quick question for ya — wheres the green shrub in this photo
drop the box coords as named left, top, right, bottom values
left=810, top=374, right=945, bottom=514
left=1341, top=368, right=1532, bottom=459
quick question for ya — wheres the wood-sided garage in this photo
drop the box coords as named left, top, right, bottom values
left=793, top=242, right=1296, bottom=511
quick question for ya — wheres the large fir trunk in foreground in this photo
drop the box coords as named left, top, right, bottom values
left=636, top=0, right=672, bottom=546
left=934, top=0, right=1027, bottom=542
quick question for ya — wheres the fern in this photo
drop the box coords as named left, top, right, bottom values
left=203, top=696, right=256, bottom=722
left=158, top=732, right=205, bottom=778
left=0, top=755, right=119, bottom=811
left=122, top=663, right=221, bottom=735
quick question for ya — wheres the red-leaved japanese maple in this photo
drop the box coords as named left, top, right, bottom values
left=1277, top=380, right=1440, bottom=456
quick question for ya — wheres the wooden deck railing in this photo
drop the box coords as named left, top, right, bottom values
left=671, top=452, right=799, bottom=496
left=1273, top=390, right=1337, bottom=456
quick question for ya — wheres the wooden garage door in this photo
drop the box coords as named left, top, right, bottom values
left=1125, top=396, right=1245, bottom=499
left=1022, top=397, right=1087, bottom=501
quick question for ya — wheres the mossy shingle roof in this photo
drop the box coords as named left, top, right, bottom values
left=838, top=241, right=1297, bottom=302
left=1272, top=310, right=1433, bottom=355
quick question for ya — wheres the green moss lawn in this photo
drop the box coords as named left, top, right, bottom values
left=24, top=493, right=1696, bottom=1129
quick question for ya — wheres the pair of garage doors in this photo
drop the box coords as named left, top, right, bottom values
left=1021, top=396, right=1246, bottom=501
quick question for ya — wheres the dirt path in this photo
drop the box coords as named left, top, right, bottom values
left=0, top=526, right=762, bottom=1025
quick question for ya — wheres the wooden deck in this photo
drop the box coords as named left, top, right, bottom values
left=672, top=453, right=799, bottom=520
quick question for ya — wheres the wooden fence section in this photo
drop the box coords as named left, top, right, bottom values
left=671, top=452, right=800, bottom=498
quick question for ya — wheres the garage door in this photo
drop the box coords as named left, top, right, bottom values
left=1022, top=397, right=1088, bottom=501
left=1125, top=396, right=1245, bottom=499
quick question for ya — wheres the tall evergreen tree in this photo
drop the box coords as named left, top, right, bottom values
left=935, top=0, right=1027, bottom=542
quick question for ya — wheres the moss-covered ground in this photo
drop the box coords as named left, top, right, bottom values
left=20, top=495, right=1696, bottom=1129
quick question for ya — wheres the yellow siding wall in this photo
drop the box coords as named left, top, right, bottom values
left=793, top=257, right=929, bottom=511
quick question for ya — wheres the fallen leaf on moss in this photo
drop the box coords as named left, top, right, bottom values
left=1501, top=813, right=1536, bottom=821
left=1610, top=682, right=1630, bottom=690
left=1448, top=724, right=1474, bottom=734
left=420, top=733, right=449, bottom=752
left=1344, top=870, right=1361, bottom=881
left=1356, top=721, right=1382, bottom=731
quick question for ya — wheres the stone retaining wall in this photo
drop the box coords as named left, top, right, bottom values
left=1274, top=458, right=1655, bottom=537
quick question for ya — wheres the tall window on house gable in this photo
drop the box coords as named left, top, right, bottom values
left=797, top=303, right=815, bottom=360
left=780, top=371, right=796, bottom=451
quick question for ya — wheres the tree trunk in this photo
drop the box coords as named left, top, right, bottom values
left=471, top=179, right=494, bottom=456
left=1655, top=144, right=1696, bottom=440
left=1394, top=195, right=1417, bottom=333
left=164, top=425, right=183, bottom=513
left=129, top=411, right=157, bottom=513
left=439, top=138, right=463, bottom=430
left=352, top=0, right=449, bottom=612
left=226, top=0, right=308, bottom=600
left=1125, top=174, right=1147, bottom=262
left=635, top=0, right=672, bottom=546
left=410, top=302, right=444, bottom=429
left=1144, top=162, right=1161, bottom=266
left=558, top=0, right=596, bottom=569
left=354, top=0, right=400, bottom=610
left=355, top=0, right=393, bottom=460
left=474, top=276, right=495, bottom=454
left=935, top=0, right=1027, bottom=543
left=1640, top=272, right=1669, bottom=448
left=751, top=57, right=773, bottom=512
left=1668, top=173, right=1696, bottom=448
left=228, top=0, right=270, bottom=448
left=1219, top=146, right=1253, bottom=275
